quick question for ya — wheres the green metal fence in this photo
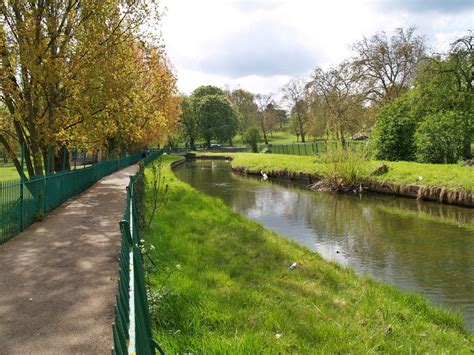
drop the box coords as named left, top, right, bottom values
left=260, top=141, right=369, bottom=156
left=112, top=148, right=164, bottom=355
left=0, top=151, right=143, bottom=244
left=162, top=141, right=367, bottom=157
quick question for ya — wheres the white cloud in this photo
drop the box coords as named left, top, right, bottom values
left=159, top=0, right=474, bottom=95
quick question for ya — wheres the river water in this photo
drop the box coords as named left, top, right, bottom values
left=174, top=160, right=474, bottom=330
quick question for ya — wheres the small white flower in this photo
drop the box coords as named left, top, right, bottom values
left=150, top=245, right=155, bottom=251
left=175, top=264, right=182, bottom=270
left=275, top=333, right=282, bottom=339
left=140, top=239, right=145, bottom=244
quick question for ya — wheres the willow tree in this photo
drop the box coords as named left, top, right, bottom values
left=0, top=0, right=174, bottom=178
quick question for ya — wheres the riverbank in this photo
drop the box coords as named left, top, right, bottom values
left=143, top=155, right=470, bottom=353
left=190, top=153, right=473, bottom=207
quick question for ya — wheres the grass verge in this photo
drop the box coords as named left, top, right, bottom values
left=143, top=155, right=471, bottom=353
left=194, top=152, right=474, bottom=191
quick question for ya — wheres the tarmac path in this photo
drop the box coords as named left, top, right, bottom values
left=0, top=165, right=137, bottom=354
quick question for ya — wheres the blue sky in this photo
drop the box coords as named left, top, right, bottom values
left=159, top=0, right=474, bottom=95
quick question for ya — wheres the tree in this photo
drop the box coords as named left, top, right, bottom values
left=412, top=33, right=473, bottom=160
left=307, top=94, right=330, bottom=141
left=194, top=95, right=238, bottom=147
left=264, top=102, right=280, bottom=137
left=415, top=111, right=467, bottom=163
left=371, top=92, right=418, bottom=161
left=243, top=127, right=261, bottom=153
left=308, top=61, right=366, bottom=148
left=352, top=27, right=426, bottom=105
left=254, top=94, right=273, bottom=145
left=180, top=97, right=198, bottom=150
left=282, top=78, right=310, bottom=142
left=227, top=89, right=258, bottom=134
left=0, top=1, right=178, bottom=178
left=275, top=108, right=288, bottom=129
left=192, top=85, right=225, bottom=99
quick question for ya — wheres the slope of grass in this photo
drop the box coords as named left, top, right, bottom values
left=194, top=153, right=474, bottom=191
left=234, top=129, right=298, bottom=145
left=143, top=156, right=471, bottom=353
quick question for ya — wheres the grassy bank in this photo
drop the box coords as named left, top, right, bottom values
left=194, top=152, right=474, bottom=191
left=143, top=156, right=470, bottom=353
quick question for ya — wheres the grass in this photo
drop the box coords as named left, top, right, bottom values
left=143, top=155, right=471, bottom=353
left=234, top=129, right=299, bottom=145
left=194, top=152, right=474, bottom=191
left=0, top=165, right=20, bottom=181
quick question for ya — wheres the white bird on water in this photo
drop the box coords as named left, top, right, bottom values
left=289, top=262, right=297, bottom=270
left=260, top=170, right=268, bottom=180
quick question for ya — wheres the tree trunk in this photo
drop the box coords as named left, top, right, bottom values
left=462, top=139, right=472, bottom=160
left=0, top=135, right=22, bottom=177
left=54, top=147, right=71, bottom=172
left=340, top=128, right=346, bottom=149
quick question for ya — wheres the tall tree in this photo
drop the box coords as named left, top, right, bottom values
left=352, top=27, right=426, bottom=105
left=179, top=96, right=198, bottom=150
left=227, top=89, right=258, bottom=134
left=282, top=78, right=310, bottom=142
left=254, top=94, right=273, bottom=145
left=411, top=33, right=473, bottom=161
left=309, top=61, right=366, bottom=148
left=194, top=94, right=238, bottom=147
left=0, top=1, right=178, bottom=178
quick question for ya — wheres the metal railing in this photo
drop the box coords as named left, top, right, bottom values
left=0, top=150, right=144, bottom=244
left=162, top=141, right=368, bottom=157
left=259, top=141, right=369, bottom=156
left=112, top=148, right=164, bottom=355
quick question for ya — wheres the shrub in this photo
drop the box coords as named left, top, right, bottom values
left=415, top=111, right=467, bottom=164
left=315, top=147, right=370, bottom=192
left=372, top=94, right=418, bottom=161
left=243, top=127, right=261, bottom=153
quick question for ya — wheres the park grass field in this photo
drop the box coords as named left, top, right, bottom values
left=234, top=129, right=299, bottom=145
left=143, top=156, right=471, bottom=353
left=0, top=165, right=20, bottom=182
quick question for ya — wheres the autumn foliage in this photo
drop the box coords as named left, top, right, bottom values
left=0, top=1, right=181, bottom=178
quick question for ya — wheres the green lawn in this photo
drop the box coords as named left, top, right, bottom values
left=234, top=129, right=299, bottom=145
left=0, top=165, right=20, bottom=181
left=195, top=153, right=474, bottom=191
left=143, top=156, right=471, bottom=353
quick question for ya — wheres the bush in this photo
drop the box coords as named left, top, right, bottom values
left=316, top=147, right=370, bottom=192
left=243, top=127, right=260, bottom=153
left=372, top=94, right=418, bottom=161
left=415, top=111, right=467, bottom=164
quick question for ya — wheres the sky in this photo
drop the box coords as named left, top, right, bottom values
left=158, top=0, right=474, bottom=96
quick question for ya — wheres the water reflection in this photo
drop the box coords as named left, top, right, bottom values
left=174, top=160, right=474, bottom=330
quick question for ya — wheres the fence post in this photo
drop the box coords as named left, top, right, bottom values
left=44, top=146, right=51, bottom=212
left=19, top=143, right=25, bottom=231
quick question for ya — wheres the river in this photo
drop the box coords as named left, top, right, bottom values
left=174, top=159, right=474, bottom=330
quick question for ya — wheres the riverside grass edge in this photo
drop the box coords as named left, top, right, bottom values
left=141, top=155, right=471, bottom=353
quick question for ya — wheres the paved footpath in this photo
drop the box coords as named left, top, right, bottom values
left=0, top=165, right=137, bottom=354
